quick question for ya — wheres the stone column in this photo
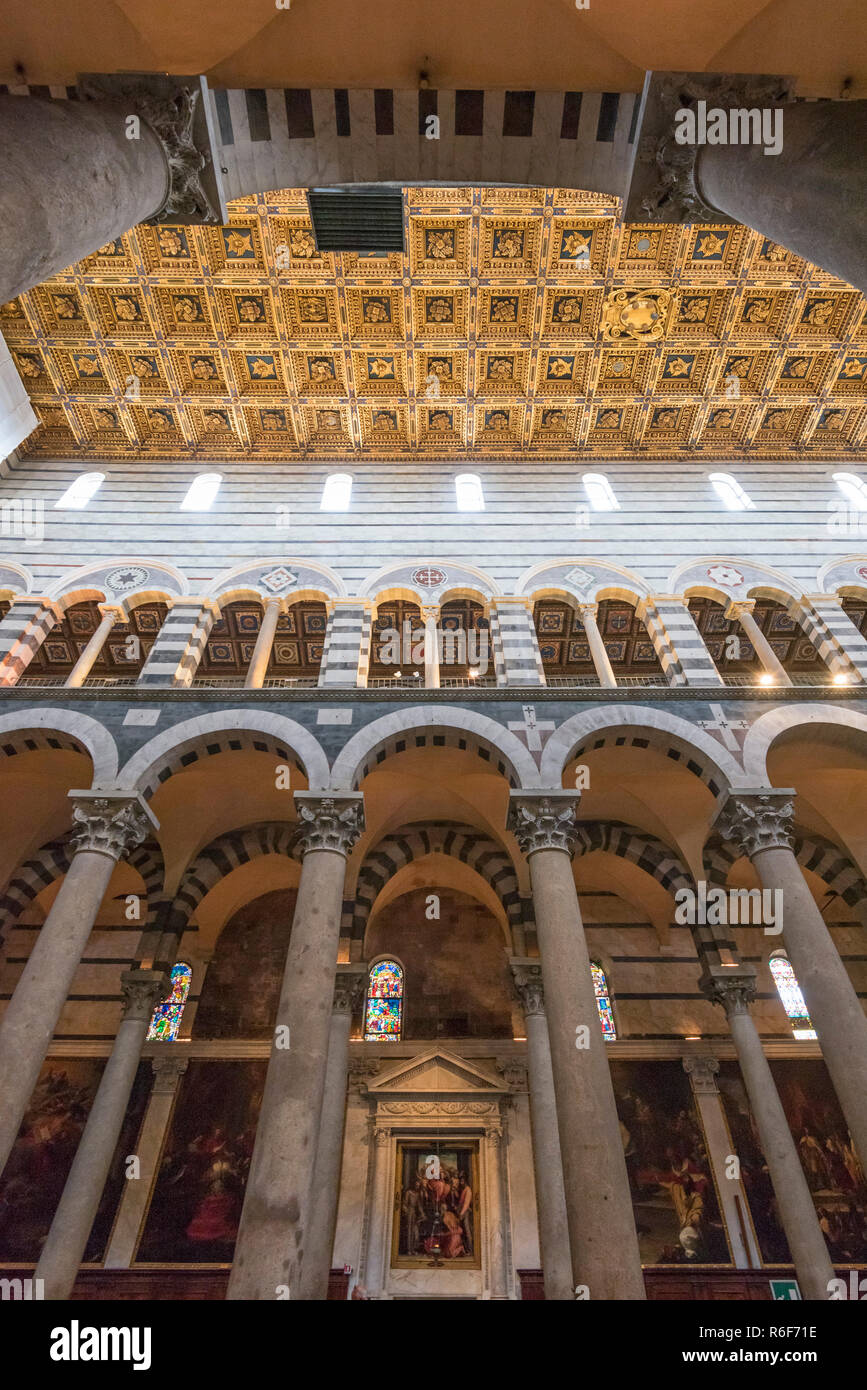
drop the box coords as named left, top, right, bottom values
left=0, top=789, right=156, bottom=1178
left=507, top=792, right=645, bottom=1299
left=226, top=793, right=364, bottom=1301
left=65, top=604, right=123, bottom=688
left=701, top=968, right=836, bottom=1300
left=35, top=969, right=167, bottom=1299
left=104, top=1054, right=188, bottom=1268
left=577, top=603, right=617, bottom=687
left=483, top=1121, right=510, bottom=1299
left=625, top=74, right=867, bottom=293
left=298, top=964, right=367, bottom=1300
left=725, top=600, right=791, bottom=685
left=363, top=1125, right=394, bottom=1298
left=682, top=1054, right=761, bottom=1270
left=716, top=790, right=867, bottom=1169
left=244, top=598, right=284, bottom=689
left=0, top=75, right=226, bottom=304
left=421, top=604, right=441, bottom=688
left=509, top=958, right=572, bottom=1300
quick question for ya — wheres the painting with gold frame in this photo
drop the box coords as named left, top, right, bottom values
left=391, top=1141, right=481, bottom=1269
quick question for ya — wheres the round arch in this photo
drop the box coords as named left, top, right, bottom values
left=0, top=561, right=32, bottom=598
left=329, top=704, right=542, bottom=791
left=516, top=558, right=650, bottom=604
left=118, top=709, right=330, bottom=795
left=742, top=703, right=867, bottom=783
left=667, top=556, right=801, bottom=603
left=538, top=704, right=745, bottom=795
left=208, top=557, right=345, bottom=604
left=358, top=559, right=499, bottom=606
left=47, top=559, right=187, bottom=605
left=0, top=707, right=118, bottom=782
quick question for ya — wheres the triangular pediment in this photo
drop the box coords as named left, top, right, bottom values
left=366, top=1048, right=507, bottom=1095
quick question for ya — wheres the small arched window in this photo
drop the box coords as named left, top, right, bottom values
left=146, top=962, right=192, bottom=1042
left=709, top=472, right=755, bottom=511
left=591, top=961, right=616, bottom=1041
left=321, top=472, right=353, bottom=511
left=455, top=473, right=484, bottom=511
left=769, top=951, right=816, bottom=1040
left=54, top=472, right=105, bottom=510
left=180, top=472, right=222, bottom=511
left=833, top=472, right=867, bottom=510
left=364, top=958, right=404, bottom=1041
left=582, top=473, right=619, bottom=511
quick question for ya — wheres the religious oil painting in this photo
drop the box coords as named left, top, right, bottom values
left=719, top=1060, right=867, bottom=1265
left=136, top=1059, right=266, bottom=1265
left=0, top=1058, right=149, bottom=1263
left=392, top=1143, right=480, bottom=1269
left=610, top=1061, right=731, bottom=1266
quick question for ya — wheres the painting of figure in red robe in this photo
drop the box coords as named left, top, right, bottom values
left=611, top=1061, right=732, bottom=1266
left=392, top=1144, right=480, bottom=1268
left=135, top=1059, right=266, bottom=1265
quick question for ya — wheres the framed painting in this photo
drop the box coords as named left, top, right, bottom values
left=391, top=1142, right=481, bottom=1269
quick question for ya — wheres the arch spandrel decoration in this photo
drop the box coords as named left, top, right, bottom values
left=210, top=558, right=344, bottom=603
left=669, top=556, right=801, bottom=604
left=48, top=560, right=187, bottom=605
left=516, top=558, right=650, bottom=604
left=0, top=562, right=32, bottom=598
left=817, top=556, right=867, bottom=597
left=359, top=560, right=498, bottom=607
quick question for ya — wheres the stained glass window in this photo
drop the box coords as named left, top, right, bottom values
left=591, top=961, right=616, bottom=1041
left=364, top=959, right=404, bottom=1041
left=769, top=953, right=816, bottom=1040
left=146, top=962, right=192, bottom=1042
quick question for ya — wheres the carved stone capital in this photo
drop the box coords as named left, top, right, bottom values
left=333, top=965, right=368, bottom=1016
left=348, top=1057, right=381, bottom=1093
left=292, top=793, right=365, bottom=858
left=485, top=1123, right=504, bottom=1146
left=508, top=791, right=581, bottom=858
left=69, top=789, right=157, bottom=861
left=496, top=1059, right=528, bottom=1090
left=374, top=1126, right=392, bottom=1147
left=419, top=604, right=441, bottom=625
left=624, top=70, right=793, bottom=224
left=121, top=969, right=168, bottom=1023
left=577, top=602, right=599, bottom=623
left=715, top=790, right=796, bottom=857
left=682, top=1055, right=720, bottom=1094
left=724, top=598, right=756, bottom=621
left=78, top=72, right=227, bottom=225
left=510, top=958, right=545, bottom=1016
left=150, top=1054, right=189, bottom=1092
left=700, top=963, right=758, bottom=1017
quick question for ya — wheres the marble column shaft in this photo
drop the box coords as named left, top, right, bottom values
left=363, top=1126, right=394, bottom=1297
left=717, top=790, right=867, bottom=1169
left=510, top=958, right=572, bottom=1300
left=703, top=970, right=834, bottom=1300
left=0, top=790, right=155, bottom=1178
left=508, top=793, right=645, bottom=1299
left=484, top=1124, right=509, bottom=1299
left=244, top=598, right=283, bottom=689
left=298, top=964, right=367, bottom=1300
left=421, top=605, right=441, bottom=688
left=726, top=601, right=791, bottom=685
left=65, top=605, right=122, bottom=688
left=578, top=603, right=617, bottom=688
left=226, top=793, right=364, bottom=1301
left=35, top=969, right=166, bottom=1299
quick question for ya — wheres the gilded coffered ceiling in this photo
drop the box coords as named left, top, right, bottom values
left=3, top=184, right=867, bottom=462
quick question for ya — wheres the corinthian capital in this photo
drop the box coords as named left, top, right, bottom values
left=120, top=969, right=169, bottom=1022
left=715, top=790, right=795, bottom=857
left=699, top=963, right=758, bottom=1017
left=292, top=793, right=365, bottom=858
left=333, top=964, right=368, bottom=1015
left=69, top=789, right=157, bottom=861
left=510, top=958, right=545, bottom=1016
left=507, top=791, right=581, bottom=858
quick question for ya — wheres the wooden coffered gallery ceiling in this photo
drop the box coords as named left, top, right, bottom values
left=3, top=185, right=867, bottom=462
